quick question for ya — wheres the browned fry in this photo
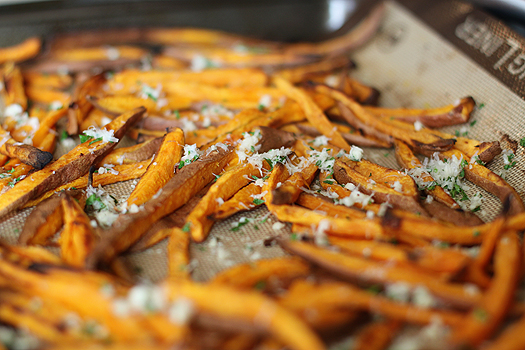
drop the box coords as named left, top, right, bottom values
left=129, top=182, right=212, bottom=253
left=210, top=257, right=310, bottom=291
left=271, top=163, right=318, bottom=205
left=210, top=183, right=262, bottom=220
left=0, top=37, right=41, bottom=64
left=167, top=227, right=191, bottom=280
left=279, top=279, right=464, bottom=327
left=296, top=192, right=367, bottom=220
left=127, top=129, right=184, bottom=207
left=317, top=85, right=456, bottom=152
left=344, top=75, right=380, bottom=106
left=354, top=320, right=401, bottom=350
left=98, top=137, right=163, bottom=165
left=451, top=231, right=521, bottom=347
left=186, top=163, right=264, bottom=243
left=86, top=146, right=233, bottom=268
left=24, top=160, right=150, bottom=208
left=335, top=101, right=393, bottom=145
left=366, top=96, right=476, bottom=128
left=393, top=139, right=483, bottom=226
left=0, top=136, right=53, bottom=170
left=59, top=195, right=97, bottom=268
left=274, top=76, right=350, bottom=151
left=333, top=159, right=429, bottom=216
left=278, top=238, right=481, bottom=309
left=0, top=107, right=145, bottom=219
left=19, top=195, right=64, bottom=245
left=293, top=121, right=391, bottom=148
left=440, top=149, right=524, bottom=215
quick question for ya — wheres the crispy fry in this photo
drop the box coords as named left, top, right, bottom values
left=98, top=137, right=162, bottom=165
left=25, top=86, right=70, bottom=104
left=0, top=37, right=41, bottom=63
left=127, top=129, right=184, bottom=206
left=211, top=183, right=262, bottom=220
left=0, top=107, right=145, bottom=218
left=187, top=163, right=264, bottom=243
left=278, top=238, right=480, bottom=308
left=69, top=73, right=107, bottom=133
left=86, top=146, right=233, bottom=267
left=334, top=159, right=429, bottom=216
left=0, top=136, right=53, bottom=170
left=24, top=159, right=150, bottom=208
left=274, top=76, right=350, bottom=151
left=23, top=71, right=73, bottom=90
left=451, top=231, right=521, bottom=346
left=276, top=56, right=353, bottom=83
left=440, top=149, right=525, bottom=215
left=59, top=195, right=97, bottom=268
left=366, top=96, right=475, bottom=128
left=211, top=257, right=310, bottom=291
left=279, top=279, right=464, bottom=327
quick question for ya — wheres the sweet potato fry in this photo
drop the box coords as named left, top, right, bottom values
left=24, top=159, right=150, bottom=208
left=23, top=71, right=73, bottom=90
left=0, top=107, right=145, bottom=218
left=2, top=62, right=27, bottom=109
left=354, top=320, right=401, bottom=350
left=129, top=182, right=212, bottom=253
left=274, top=76, right=350, bottom=151
left=164, top=280, right=325, bottom=350
left=0, top=137, right=53, bottom=170
left=69, top=73, right=106, bottom=134
left=279, top=279, right=464, bottom=327
left=186, top=163, right=264, bottom=243
left=167, top=227, right=190, bottom=280
left=19, top=195, right=64, bottom=245
left=210, top=183, right=262, bottom=220
left=271, top=163, right=318, bottom=205
left=25, top=86, right=70, bottom=105
left=278, top=238, right=481, bottom=308
left=59, top=194, right=97, bottom=268
left=32, top=107, right=69, bottom=147
left=483, top=314, right=525, bottom=350
left=98, top=137, right=162, bottom=165
left=0, top=37, right=41, bottom=64
left=87, top=95, right=157, bottom=116
left=333, top=159, right=429, bottom=216
left=366, top=96, right=475, bottom=128
left=127, top=129, right=184, bottom=206
left=270, top=204, right=385, bottom=240
left=317, top=85, right=456, bottom=152
left=451, top=231, right=521, bottom=346
left=210, top=257, right=310, bottom=291
left=86, top=146, right=233, bottom=267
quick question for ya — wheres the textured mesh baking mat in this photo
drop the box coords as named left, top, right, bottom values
left=1, top=0, right=525, bottom=285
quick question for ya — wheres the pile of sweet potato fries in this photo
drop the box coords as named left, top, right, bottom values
left=0, top=3, right=525, bottom=350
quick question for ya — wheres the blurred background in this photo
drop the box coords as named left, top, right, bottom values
left=0, top=0, right=523, bottom=46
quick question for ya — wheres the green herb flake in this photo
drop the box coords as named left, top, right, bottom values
left=253, top=198, right=265, bottom=205
left=79, top=133, right=92, bottom=143
left=473, top=308, right=488, bottom=322
left=182, top=223, right=190, bottom=233
left=473, top=230, right=481, bottom=237
left=89, top=137, right=103, bottom=145
left=470, top=120, right=477, bottom=127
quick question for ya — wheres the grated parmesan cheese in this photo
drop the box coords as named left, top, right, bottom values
left=83, top=125, right=119, bottom=143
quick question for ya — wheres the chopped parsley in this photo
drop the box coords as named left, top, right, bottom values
left=182, top=223, right=190, bottom=233
left=89, top=137, right=103, bottom=145
left=79, top=133, right=92, bottom=143
left=60, top=130, right=69, bottom=141
left=253, top=198, right=265, bottom=205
